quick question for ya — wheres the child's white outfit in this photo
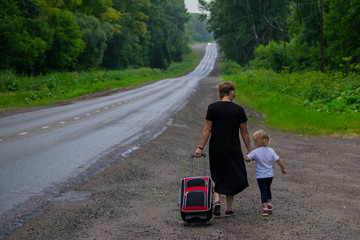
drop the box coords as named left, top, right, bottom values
left=246, top=147, right=280, bottom=211
left=247, top=147, right=279, bottom=179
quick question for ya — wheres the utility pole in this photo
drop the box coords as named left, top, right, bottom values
left=320, top=0, right=325, bottom=73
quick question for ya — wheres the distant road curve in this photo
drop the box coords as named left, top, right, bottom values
left=0, top=43, right=218, bottom=229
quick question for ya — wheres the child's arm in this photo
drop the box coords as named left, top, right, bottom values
left=276, top=158, right=287, bottom=174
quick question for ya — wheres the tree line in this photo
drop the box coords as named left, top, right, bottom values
left=200, top=0, right=360, bottom=73
left=0, top=0, right=211, bottom=75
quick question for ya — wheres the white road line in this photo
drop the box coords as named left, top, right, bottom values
left=74, top=117, right=80, bottom=120
left=104, top=107, right=109, bottom=110
left=86, top=113, right=91, bottom=116
left=19, top=132, right=29, bottom=136
left=59, top=121, right=66, bottom=124
left=42, top=126, right=49, bottom=129
left=96, top=110, right=100, bottom=113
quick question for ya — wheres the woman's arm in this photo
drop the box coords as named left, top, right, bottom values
left=195, top=120, right=212, bottom=157
left=240, top=121, right=251, bottom=154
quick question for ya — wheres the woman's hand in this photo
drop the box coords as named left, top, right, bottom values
left=195, top=147, right=202, bottom=158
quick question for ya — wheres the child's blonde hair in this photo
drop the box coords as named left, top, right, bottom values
left=253, top=130, right=270, bottom=147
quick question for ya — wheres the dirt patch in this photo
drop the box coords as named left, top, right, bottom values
left=4, top=45, right=360, bottom=240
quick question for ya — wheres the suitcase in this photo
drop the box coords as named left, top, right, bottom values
left=179, top=153, right=213, bottom=222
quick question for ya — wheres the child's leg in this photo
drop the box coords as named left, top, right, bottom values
left=266, top=178, right=273, bottom=213
left=267, top=177, right=273, bottom=204
left=256, top=178, right=269, bottom=208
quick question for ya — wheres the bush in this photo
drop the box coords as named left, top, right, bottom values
left=232, top=69, right=360, bottom=114
left=221, top=61, right=242, bottom=75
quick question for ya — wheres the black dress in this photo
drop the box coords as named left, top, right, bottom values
left=206, top=101, right=249, bottom=195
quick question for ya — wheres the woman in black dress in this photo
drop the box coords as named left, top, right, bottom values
left=195, top=81, right=251, bottom=217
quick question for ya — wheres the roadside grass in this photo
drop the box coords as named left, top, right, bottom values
left=0, top=51, right=200, bottom=110
left=224, top=74, right=360, bottom=136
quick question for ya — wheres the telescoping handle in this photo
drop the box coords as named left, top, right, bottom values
left=189, top=153, right=207, bottom=177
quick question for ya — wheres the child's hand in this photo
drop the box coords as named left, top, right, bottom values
left=281, top=168, right=287, bottom=175
left=244, top=156, right=251, bottom=162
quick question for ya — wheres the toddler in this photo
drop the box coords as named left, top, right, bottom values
left=245, top=130, right=287, bottom=216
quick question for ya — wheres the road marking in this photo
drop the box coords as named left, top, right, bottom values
left=104, top=107, right=109, bottom=110
left=112, top=105, right=115, bottom=107
left=60, top=121, right=66, bottom=124
left=118, top=103, right=122, bottom=105
left=96, top=110, right=100, bottom=113
left=42, top=126, right=49, bottom=129
left=19, top=132, right=29, bottom=135
left=86, top=113, right=91, bottom=116
left=74, top=117, right=80, bottom=120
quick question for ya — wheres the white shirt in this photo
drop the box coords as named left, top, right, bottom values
left=247, top=147, right=279, bottom=179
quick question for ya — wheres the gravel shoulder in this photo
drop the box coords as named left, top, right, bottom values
left=4, top=44, right=360, bottom=240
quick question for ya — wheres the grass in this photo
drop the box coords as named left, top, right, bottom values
left=0, top=51, right=200, bottom=111
left=224, top=74, right=360, bottom=136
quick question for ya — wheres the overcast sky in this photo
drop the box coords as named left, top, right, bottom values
left=184, top=0, right=210, bottom=13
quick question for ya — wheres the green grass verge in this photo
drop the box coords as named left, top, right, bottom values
left=224, top=75, right=360, bottom=136
left=0, top=51, right=201, bottom=110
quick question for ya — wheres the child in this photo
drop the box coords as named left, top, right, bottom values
left=245, top=130, right=287, bottom=216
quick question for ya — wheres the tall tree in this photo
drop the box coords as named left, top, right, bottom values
left=324, top=0, right=360, bottom=68
left=102, top=0, right=151, bottom=69
left=185, top=13, right=214, bottom=43
left=200, top=0, right=289, bottom=65
left=146, top=0, right=189, bottom=69
left=45, top=10, right=85, bottom=70
left=75, top=13, right=114, bottom=69
left=0, top=0, right=52, bottom=73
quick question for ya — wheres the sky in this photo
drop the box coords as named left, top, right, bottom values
left=184, top=0, right=210, bottom=13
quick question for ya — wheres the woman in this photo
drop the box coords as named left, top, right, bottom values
left=195, top=81, right=251, bottom=217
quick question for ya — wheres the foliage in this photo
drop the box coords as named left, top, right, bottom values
left=324, top=0, right=360, bottom=70
left=199, top=0, right=290, bottom=65
left=231, top=68, right=360, bottom=115
left=102, top=0, right=151, bottom=69
left=0, top=0, right=52, bottom=73
left=288, top=0, right=321, bottom=45
left=75, top=13, right=114, bottom=69
left=0, top=50, right=200, bottom=109
left=185, top=13, right=213, bottom=44
left=222, top=69, right=359, bottom=135
left=221, top=61, right=242, bottom=75
left=45, top=10, right=85, bottom=70
left=0, top=0, right=191, bottom=74
left=250, top=41, right=290, bottom=72
left=144, top=0, right=190, bottom=69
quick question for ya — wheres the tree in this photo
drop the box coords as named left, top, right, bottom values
left=45, top=10, right=85, bottom=70
left=185, top=13, right=214, bottom=43
left=102, top=0, right=151, bottom=69
left=0, top=0, right=52, bottom=73
left=76, top=13, right=114, bottom=69
left=200, top=0, right=289, bottom=65
left=324, top=0, right=360, bottom=69
left=145, top=0, right=190, bottom=69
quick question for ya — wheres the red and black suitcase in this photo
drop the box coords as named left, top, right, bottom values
left=179, top=153, right=213, bottom=222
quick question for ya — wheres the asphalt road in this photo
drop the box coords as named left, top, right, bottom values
left=0, top=44, right=217, bottom=219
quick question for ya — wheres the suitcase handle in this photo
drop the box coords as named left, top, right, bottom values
left=190, top=153, right=207, bottom=177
